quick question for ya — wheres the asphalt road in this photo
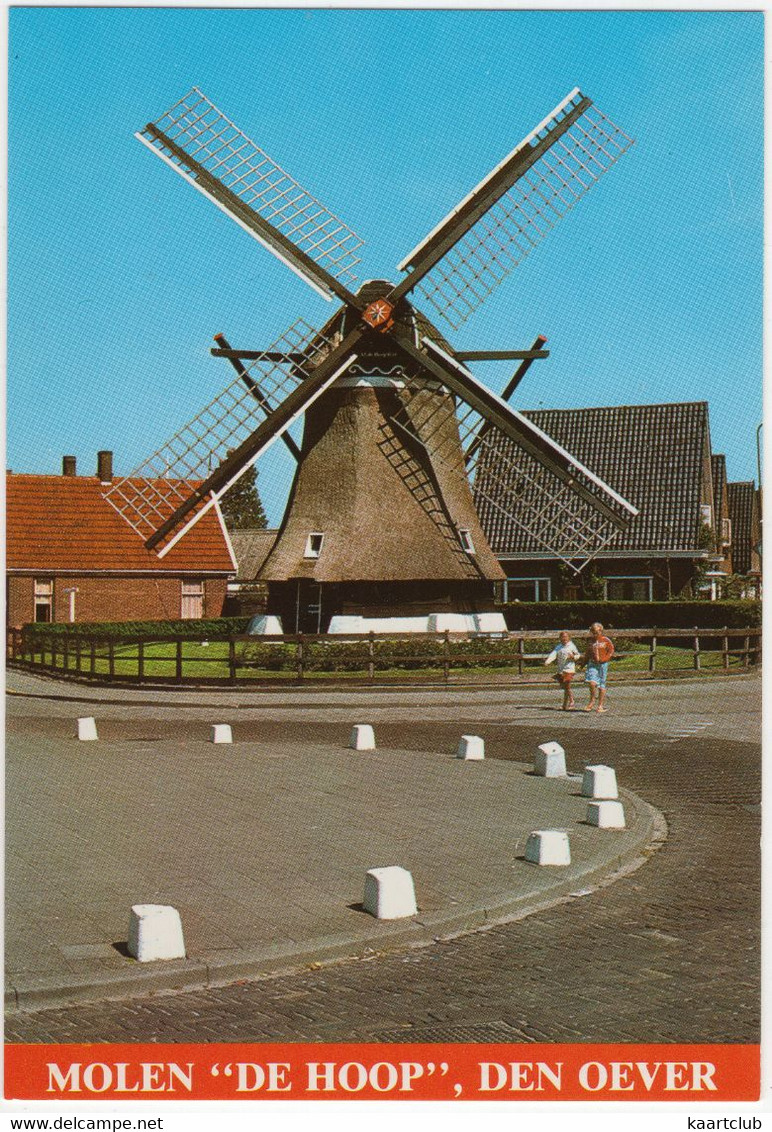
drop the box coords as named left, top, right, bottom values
left=6, top=673, right=761, bottom=1044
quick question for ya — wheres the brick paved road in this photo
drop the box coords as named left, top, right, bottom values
left=7, top=720, right=759, bottom=1044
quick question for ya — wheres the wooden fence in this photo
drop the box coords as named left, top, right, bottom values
left=5, top=626, right=762, bottom=687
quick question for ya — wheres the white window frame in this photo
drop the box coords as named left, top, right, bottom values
left=700, top=504, right=712, bottom=526
left=33, top=578, right=53, bottom=623
left=503, top=576, right=552, bottom=602
left=304, top=532, right=324, bottom=559
left=181, top=579, right=205, bottom=620
left=602, top=575, right=654, bottom=601
left=458, top=528, right=476, bottom=554
left=721, top=517, right=732, bottom=545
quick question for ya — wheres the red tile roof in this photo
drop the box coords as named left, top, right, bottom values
left=6, top=474, right=235, bottom=573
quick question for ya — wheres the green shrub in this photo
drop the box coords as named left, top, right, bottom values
left=22, top=616, right=251, bottom=643
left=500, top=600, right=760, bottom=631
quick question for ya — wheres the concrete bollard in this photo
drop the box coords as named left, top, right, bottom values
left=581, top=764, right=619, bottom=799
left=363, top=866, right=417, bottom=919
left=349, top=724, right=375, bottom=750
left=524, top=830, right=571, bottom=866
left=534, top=741, right=566, bottom=777
left=211, top=724, right=233, bottom=744
left=457, top=735, right=485, bottom=760
left=127, top=904, right=186, bottom=962
left=77, top=717, right=98, bottom=741
left=587, top=801, right=626, bottom=829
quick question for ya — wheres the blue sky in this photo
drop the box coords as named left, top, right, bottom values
left=8, top=8, right=763, bottom=525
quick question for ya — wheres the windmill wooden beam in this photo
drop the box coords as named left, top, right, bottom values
left=454, top=349, right=549, bottom=362
left=213, top=334, right=301, bottom=462
left=464, top=335, right=549, bottom=465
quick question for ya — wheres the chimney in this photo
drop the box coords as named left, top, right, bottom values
left=97, top=450, right=113, bottom=483
left=62, top=455, right=77, bottom=477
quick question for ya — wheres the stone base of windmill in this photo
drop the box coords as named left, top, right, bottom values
left=327, top=611, right=507, bottom=635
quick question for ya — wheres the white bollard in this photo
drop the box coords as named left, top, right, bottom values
left=524, top=830, right=571, bottom=866
left=363, top=866, right=418, bottom=919
left=77, top=717, right=98, bottom=741
left=127, top=904, right=186, bottom=962
left=211, top=724, right=232, bottom=744
left=587, top=801, right=626, bottom=829
left=534, top=741, right=566, bottom=777
left=457, top=735, right=485, bottom=760
left=581, top=764, right=619, bottom=799
left=349, top=724, right=375, bottom=750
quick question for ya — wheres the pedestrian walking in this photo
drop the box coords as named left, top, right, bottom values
left=544, top=630, right=581, bottom=710
left=581, top=622, right=615, bottom=713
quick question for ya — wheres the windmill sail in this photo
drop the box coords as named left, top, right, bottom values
left=104, top=318, right=357, bottom=556
left=388, top=334, right=638, bottom=571
left=396, top=89, right=634, bottom=329
left=137, top=88, right=365, bottom=303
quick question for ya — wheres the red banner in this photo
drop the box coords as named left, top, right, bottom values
left=5, top=1043, right=759, bottom=1101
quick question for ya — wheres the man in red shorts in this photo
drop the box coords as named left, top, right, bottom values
left=582, top=621, right=615, bottom=713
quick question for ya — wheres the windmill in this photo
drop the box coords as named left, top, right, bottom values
left=106, top=86, right=638, bottom=633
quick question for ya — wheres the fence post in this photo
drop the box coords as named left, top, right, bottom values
left=649, top=630, right=657, bottom=674
left=108, top=639, right=115, bottom=680
left=137, top=639, right=145, bottom=681
left=296, top=634, right=304, bottom=682
left=63, top=634, right=70, bottom=673
left=90, top=639, right=97, bottom=678
left=228, top=636, right=236, bottom=684
left=443, top=630, right=450, bottom=685
left=368, top=631, right=375, bottom=684
left=743, top=634, right=750, bottom=669
left=175, top=638, right=183, bottom=683
left=517, top=634, right=524, bottom=677
left=722, top=628, right=729, bottom=671
left=693, top=629, right=700, bottom=671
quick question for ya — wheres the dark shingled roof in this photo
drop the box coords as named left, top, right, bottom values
left=726, top=481, right=760, bottom=575
left=228, top=529, right=278, bottom=578
left=477, top=402, right=711, bottom=555
left=712, top=454, right=728, bottom=530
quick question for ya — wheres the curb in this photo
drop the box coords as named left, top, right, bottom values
left=6, top=785, right=665, bottom=1014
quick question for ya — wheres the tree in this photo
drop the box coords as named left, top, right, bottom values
left=219, top=463, right=268, bottom=530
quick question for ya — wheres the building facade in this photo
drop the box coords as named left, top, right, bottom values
left=475, top=402, right=739, bottom=601
left=6, top=454, right=236, bottom=628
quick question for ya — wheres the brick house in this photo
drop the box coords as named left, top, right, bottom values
left=726, top=480, right=762, bottom=598
left=475, top=401, right=732, bottom=601
left=6, top=453, right=236, bottom=628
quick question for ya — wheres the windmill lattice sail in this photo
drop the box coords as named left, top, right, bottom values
left=136, top=88, right=365, bottom=298
left=388, top=343, right=636, bottom=572
left=398, top=90, right=634, bottom=329
left=104, top=319, right=340, bottom=551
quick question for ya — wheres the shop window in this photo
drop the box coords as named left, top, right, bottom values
left=604, top=576, right=653, bottom=601
left=504, top=577, right=552, bottom=602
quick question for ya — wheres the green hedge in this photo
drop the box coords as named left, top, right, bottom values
left=21, top=616, right=251, bottom=642
left=501, top=600, right=761, bottom=631
left=19, top=600, right=760, bottom=644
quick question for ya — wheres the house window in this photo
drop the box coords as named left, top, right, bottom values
left=304, top=532, right=324, bottom=559
left=504, top=577, right=552, bottom=602
left=34, top=579, right=53, bottom=623
left=700, top=504, right=712, bottom=526
left=721, top=517, right=732, bottom=545
left=604, top=576, right=653, bottom=601
left=181, top=579, right=204, bottom=619
left=458, top=528, right=475, bottom=554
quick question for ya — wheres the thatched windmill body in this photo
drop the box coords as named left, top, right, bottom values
left=106, top=87, right=638, bottom=633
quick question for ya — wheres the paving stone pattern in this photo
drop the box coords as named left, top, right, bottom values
left=7, top=713, right=759, bottom=1045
